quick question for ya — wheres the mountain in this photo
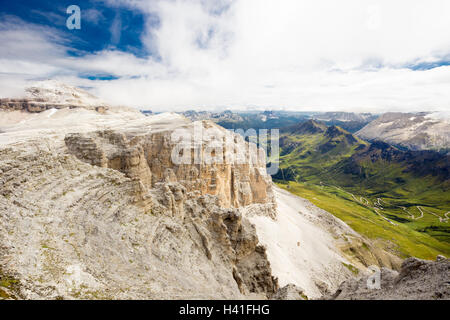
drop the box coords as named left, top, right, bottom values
left=0, top=80, right=108, bottom=113
left=312, top=112, right=379, bottom=133
left=0, top=89, right=280, bottom=299
left=314, top=112, right=377, bottom=123
left=181, top=110, right=244, bottom=122
left=343, top=141, right=450, bottom=181
left=356, top=112, right=450, bottom=152
left=0, top=82, right=448, bottom=300
left=274, top=121, right=449, bottom=259
left=1, top=81, right=405, bottom=300
left=283, top=119, right=327, bottom=135
left=275, top=122, right=367, bottom=180
left=181, top=110, right=311, bottom=130
left=25, top=80, right=106, bottom=106
left=328, top=256, right=449, bottom=300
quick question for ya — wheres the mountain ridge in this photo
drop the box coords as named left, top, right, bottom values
left=0, top=81, right=448, bottom=300
left=274, top=120, right=449, bottom=259
left=0, top=80, right=108, bottom=113
left=356, top=112, right=450, bottom=152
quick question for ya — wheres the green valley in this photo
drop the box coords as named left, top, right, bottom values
left=273, top=120, right=450, bottom=259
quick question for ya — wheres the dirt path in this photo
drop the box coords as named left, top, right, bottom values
left=319, top=182, right=397, bottom=225
left=418, top=206, right=449, bottom=223
left=316, top=182, right=445, bottom=224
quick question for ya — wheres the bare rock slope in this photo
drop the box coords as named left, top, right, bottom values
left=0, top=82, right=442, bottom=300
left=0, top=80, right=108, bottom=113
left=0, top=95, right=352, bottom=299
left=63, top=122, right=275, bottom=210
left=328, top=256, right=449, bottom=300
left=245, top=187, right=402, bottom=299
left=356, top=112, right=450, bottom=151
left=0, top=111, right=277, bottom=299
left=0, top=105, right=401, bottom=299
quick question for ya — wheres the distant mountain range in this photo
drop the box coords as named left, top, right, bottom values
left=272, top=119, right=449, bottom=259
left=313, top=111, right=378, bottom=122
left=357, top=112, right=450, bottom=152
left=153, top=104, right=450, bottom=257
left=178, top=110, right=450, bottom=152
left=180, top=110, right=311, bottom=130
left=275, top=120, right=449, bottom=198
left=0, top=80, right=108, bottom=113
left=1, top=80, right=448, bottom=300
left=179, top=110, right=377, bottom=132
left=311, top=112, right=379, bottom=133
left=181, top=110, right=244, bottom=122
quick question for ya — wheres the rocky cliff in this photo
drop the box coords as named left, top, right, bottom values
left=0, top=131, right=277, bottom=299
left=63, top=121, right=275, bottom=210
left=0, top=83, right=279, bottom=299
left=328, top=256, right=449, bottom=300
left=356, top=112, right=450, bottom=152
left=0, top=80, right=108, bottom=113
left=1, top=82, right=445, bottom=301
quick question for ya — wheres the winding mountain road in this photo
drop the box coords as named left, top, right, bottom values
left=317, top=182, right=448, bottom=224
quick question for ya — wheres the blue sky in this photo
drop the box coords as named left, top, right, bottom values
left=1, top=0, right=450, bottom=112
left=2, top=0, right=149, bottom=61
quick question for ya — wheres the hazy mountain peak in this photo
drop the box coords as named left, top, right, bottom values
left=325, top=125, right=350, bottom=137
left=0, top=80, right=110, bottom=114
left=25, top=80, right=106, bottom=107
left=287, top=119, right=327, bottom=135
left=357, top=112, right=450, bottom=152
left=314, top=112, right=377, bottom=123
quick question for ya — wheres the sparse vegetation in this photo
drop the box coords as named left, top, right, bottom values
left=0, top=267, right=20, bottom=300
left=277, top=181, right=449, bottom=259
left=342, top=262, right=359, bottom=275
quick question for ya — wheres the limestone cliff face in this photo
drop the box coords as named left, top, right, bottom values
left=64, top=121, right=276, bottom=210
left=0, top=98, right=107, bottom=113
left=0, top=141, right=278, bottom=299
left=0, top=96, right=279, bottom=299
left=327, top=256, right=449, bottom=300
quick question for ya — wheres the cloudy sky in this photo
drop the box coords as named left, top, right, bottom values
left=1, top=0, right=450, bottom=112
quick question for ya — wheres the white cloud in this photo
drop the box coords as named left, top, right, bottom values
left=83, top=8, right=106, bottom=25
left=1, top=0, right=450, bottom=112
left=109, top=12, right=122, bottom=45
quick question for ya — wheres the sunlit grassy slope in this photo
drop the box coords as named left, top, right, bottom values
left=277, top=181, right=449, bottom=259
left=274, top=121, right=449, bottom=259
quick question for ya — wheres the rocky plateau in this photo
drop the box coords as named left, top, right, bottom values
left=0, top=82, right=448, bottom=300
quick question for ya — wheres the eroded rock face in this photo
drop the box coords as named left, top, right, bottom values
left=0, top=143, right=278, bottom=299
left=64, top=122, right=276, bottom=210
left=0, top=98, right=107, bottom=113
left=356, top=112, right=450, bottom=152
left=0, top=93, right=279, bottom=299
left=0, top=80, right=108, bottom=113
left=272, top=284, right=307, bottom=300
left=328, top=257, right=450, bottom=300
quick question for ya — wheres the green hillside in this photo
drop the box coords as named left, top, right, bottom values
left=273, top=120, right=450, bottom=259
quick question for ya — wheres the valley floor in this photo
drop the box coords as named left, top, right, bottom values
left=277, top=181, right=450, bottom=260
